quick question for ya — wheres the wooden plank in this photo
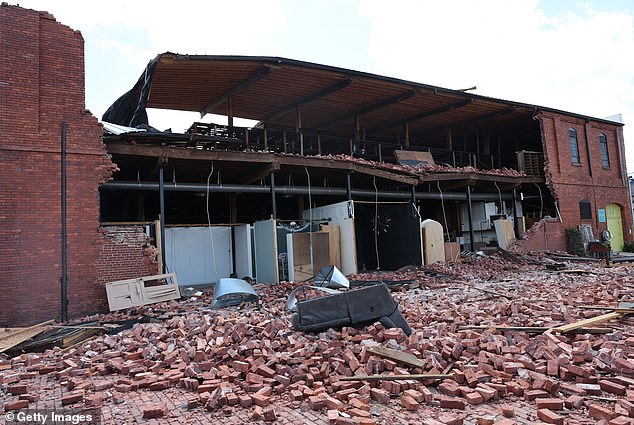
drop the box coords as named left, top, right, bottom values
left=457, top=325, right=613, bottom=334
left=579, top=305, right=634, bottom=314
left=339, top=373, right=452, bottom=382
left=0, top=320, right=54, bottom=353
left=551, top=312, right=623, bottom=333
left=321, top=224, right=342, bottom=270
left=366, top=346, right=427, bottom=369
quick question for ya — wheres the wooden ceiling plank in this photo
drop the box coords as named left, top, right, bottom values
left=200, top=66, right=273, bottom=117
left=263, top=79, right=353, bottom=123
left=368, top=99, right=474, bottom=134
left=311, top=90, right=418, bottom=131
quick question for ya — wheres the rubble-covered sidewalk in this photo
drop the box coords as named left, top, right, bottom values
left=2, top=253, right=634, bottom=425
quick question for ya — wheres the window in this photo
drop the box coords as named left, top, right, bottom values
left=569, top=128, right=580, bottom=164
left=579, top=201, right=592, bottom=219
left=599, top=133, right=610, bottom=167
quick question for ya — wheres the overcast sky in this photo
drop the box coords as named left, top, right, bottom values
left=16, top=0, right=634, bottom=169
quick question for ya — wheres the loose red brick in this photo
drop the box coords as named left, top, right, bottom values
left=438, top=413, right=465, bottom=425
left=537, top=408, right=564, bottom=425
left=616, top=399, right=634, bottom=416
left=370, top=388, right=390, bottom=404
left=61, top=392, right=84, bottom=405
left=588, top=403, right=617, bottom=421
left=400, top=394, right=419, bottom=411
left=143, top=403, right=167, bottom=419
left=524, top=389, right=549, bottom=401
left=600, top=379, right=627, bottom=396
left=438, top=396, right=465, bottom=410
left=263, top=407, right=276, bottom=422
left=4, top=400, right=29, bottom=411
left=251, top=392, right=270, bottom=407
left=149, top=380, right=169, bottom=391
left=609, top=417, right=633, bottom=425
left=535, top=398, right=564, bottom=410
left=8, top=384, right=28, bottom=395
left=465, top=391, right=484, bottom=405
left=500, top=405, right=515, bottom=418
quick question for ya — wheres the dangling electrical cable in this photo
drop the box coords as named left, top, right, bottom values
left=534, top=183, right=543, bottom=219
left=494, top=181, right=503, bottom=215
left=437, top=181, right=450, bottom=242
left=373, top=176, right=380, bottom=270
left=206, top=163, right=219, bottom=281
left=305, top=167, right=314, bottom=275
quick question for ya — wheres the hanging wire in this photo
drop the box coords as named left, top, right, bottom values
left=373, top=176, right=380, bottom=270
left=206, top=163, right=219, bottom=281
left=304, top=167, right=314, bottom=275
left=494, top=181, right=503, bottom=215
left=436, top=181, right=450, bottom=242
left=534, top=182, right=544, bottom=219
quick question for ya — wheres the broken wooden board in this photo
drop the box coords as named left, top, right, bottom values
left=339, top=373, right=452, bottom=381
left=457, top=325, right=613, bottom=334
left=551, top=311, right=623, bottom=334
left=0, top=320, right=54, bottom=353
left=366, top=345, right=427, bottom=369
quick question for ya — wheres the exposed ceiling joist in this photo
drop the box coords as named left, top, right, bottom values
left=200, top=66, right=272, bottom=117
left=311, top=90, right=418, bottom=131
left=415, top=107, right=516, bottom=137
left=241, top=162, right=280, bottom=184
left=262, top=79, right=353, bottom=123
left=368, top=99, right=474, bottom=134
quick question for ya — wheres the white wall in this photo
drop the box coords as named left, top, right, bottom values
left=165, top=226, right=232, bottom=285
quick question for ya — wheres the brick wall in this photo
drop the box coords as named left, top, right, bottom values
left=513, top=219, right=567, bottom=253
left=0, top=5, right=117, bottom=326
left=94, top=226, right=160, bottom=311
left=536, top=111, right=631, bottom=249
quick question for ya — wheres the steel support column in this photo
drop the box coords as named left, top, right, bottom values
left=270, top=171, right=277, bottom=219
left=466, top=185, right=475, bottom=252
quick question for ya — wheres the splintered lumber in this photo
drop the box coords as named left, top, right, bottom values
left=365, top=345, right=427, bottom=369
left=457, top=325, right=613, bottom=334
left=551, top=312, right=623, bottom=333
left=339, top=373, right=452, bottom=382
left=0, top=320, right=54, bottom=353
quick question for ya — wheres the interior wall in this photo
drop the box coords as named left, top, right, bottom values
left=165, top=226, right=232, bottom=285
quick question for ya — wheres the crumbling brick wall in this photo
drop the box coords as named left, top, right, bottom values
left=0, top=5, right=117, bottom=326
left=94, top=226, right=160, bottom=311
left=512, top=218, right=567, bottom=253
left=536, top=111, right=631, bottom=249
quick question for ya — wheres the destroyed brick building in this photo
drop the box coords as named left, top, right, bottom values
left=1, top=3, right=631, bottom=327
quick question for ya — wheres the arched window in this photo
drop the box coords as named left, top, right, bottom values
left=599, top=133, right=610, bottom=167
left=569, top=128, right=580, bottom=164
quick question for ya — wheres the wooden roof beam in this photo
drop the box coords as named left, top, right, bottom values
left=241, top=162, right=280, bottom=184
left=200, top=66, right=273, bottom=117
left=311, top=90, right=418, bottom=131
left=415, top=107, right=516, bottom=137
left=367, top=99, right=474, bottom=133
left=262, top=79, right=353, bottom=123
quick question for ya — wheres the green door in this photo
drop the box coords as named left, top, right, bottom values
left=606, top=203, right=624, bottom=251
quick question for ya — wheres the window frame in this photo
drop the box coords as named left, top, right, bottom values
left=599, top=133, right=610, bottom=168
left=579, top=200, right=592, bottom=220
left=569, top=128, right=580, bottom=165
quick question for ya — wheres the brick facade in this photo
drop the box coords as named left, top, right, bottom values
left=0, top=5, right=117, bottom=326
left=537, top=111, right=631, bottom=249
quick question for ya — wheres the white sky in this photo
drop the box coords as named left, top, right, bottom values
left=16, top=0, right=634, bottom=169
